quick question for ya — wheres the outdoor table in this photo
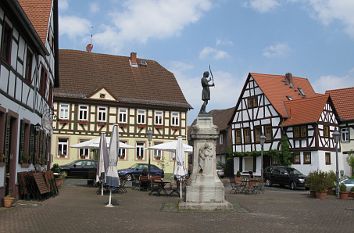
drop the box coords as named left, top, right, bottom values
left=149, top=180, right=171, bottom=196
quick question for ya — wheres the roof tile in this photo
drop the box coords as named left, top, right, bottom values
left=326, top=87, right=354, bottom=121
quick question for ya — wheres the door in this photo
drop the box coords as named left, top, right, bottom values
left=4, top=115, right=18, bottom=196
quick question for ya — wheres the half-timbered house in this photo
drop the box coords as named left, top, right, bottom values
left=0, top=0, right=58, bottom=201
left=52, top=49, right=191, bottom=174
left=326, top=87, right=354, bottom=176
left=231, top=73, right=344, bottom=176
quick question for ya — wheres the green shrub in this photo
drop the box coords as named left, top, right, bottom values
left=51, top=163, right=61, bottom=174
left=351, top=187, right=354, bottom=192
left=340, top=183, right=347, bottom=192
left=306, top=170, right=332, bottom=192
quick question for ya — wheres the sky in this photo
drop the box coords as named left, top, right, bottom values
left=58, top=0, right=354, bottom=124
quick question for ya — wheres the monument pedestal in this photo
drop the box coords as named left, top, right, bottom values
left=179, top=115, right=232, bottom=211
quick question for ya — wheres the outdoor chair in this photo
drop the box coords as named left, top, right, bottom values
left=230, top=176, right=245, bottom=194
left=138, top=175, right=150, bottom=191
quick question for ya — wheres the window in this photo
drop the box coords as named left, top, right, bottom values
left=1, top=22, right=12, bottom=64
left=294, top=126, right=300, bottom=138
left=137, top=109, right=146, bottom=124
left=323, top=125, right=330, bottom=138
left=300, top=126, right=307, bottom=138
left=298, top=87, right=305, bottom=96
left=247, top=96, right=258, bottom=108
left=153, top=142, right=162, bottom=160
left=254, top=126, right=261, bottom=143
left=341, top=128, right=349, bottom=142
left=79, top=140, right=89, bottom=159
left=118, top=108, right=127, bottom=123
left=243, top=128, right=251, bottom=144
left=286, top=96, right=293, bottom=100
left=39, top=67, right=48, bottom=96
left=244, top=157, right=253, bottom=172
left=59, top=103, right=69, bottom=120
left=293, top=152, right=300, bottom=164
left=171, top=112, right=180, bottom=126
left=25, top=49, right=33, bottom=83
left=154, top=111, right=163, bottom=125
left=78, top=105, right=88, bottom=121
left=136, top=142, right=145, bottom=160
left=97, top=106, right=107, bottom=122
left=118, top=141, right=127, bottom=159
left=264, top=125, right=272, bottom=141
left=235, top=129, right=242, bottom=145
left=325, top=152, right=331, bottom=165
left=303, top=152, right=311, bottom=164
left=219, top=134, right=224, bottom=145
left=58, top=138, right=68, bottom=158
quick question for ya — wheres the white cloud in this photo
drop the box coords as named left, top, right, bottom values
left=314, top=69, right=354, bottom=93
left=58, top=0, right=69, bottom=11
left=199, top=47, right=230, bottom=60
left=307, top=0, right=354, bottom=38
left=94, top=0, right=212, bottom=52
left=59, top=16, right=91, bottom=39
left=246, top=0, right=280, bottom=13
left=90, top=3, right=100, bottom=13
left=263, top=43, right=291, bottom=58
left=169, top=62, right=241, bottom=123
left=216, top=38, right=234, bottom=46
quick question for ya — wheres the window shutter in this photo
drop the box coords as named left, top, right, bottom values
left=18, top=120, right=25, bottom=163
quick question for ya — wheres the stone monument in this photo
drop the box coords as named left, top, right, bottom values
left=179, top=70, right=232, bottom=210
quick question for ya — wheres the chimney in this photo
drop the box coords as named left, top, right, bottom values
left=86, top=43, right=93, bottom=53
left=284, top=73, right=294, bottom=88
left=130, top=52, right=138, bottom=67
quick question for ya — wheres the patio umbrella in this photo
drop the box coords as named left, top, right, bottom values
left=105, top=125, right=120, bottom=207
left=71, top=137, right=134, bottom=149
left=96, top=133, right=109, bottom=196
left=174, top=137, right=187, bottom=199
left=147, top=140, right=193, bottom=152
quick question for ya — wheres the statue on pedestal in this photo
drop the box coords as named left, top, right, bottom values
left=199, top=68, right=215, bottom=114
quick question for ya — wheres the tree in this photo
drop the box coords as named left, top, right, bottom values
left=346, top=150, right=354, bottom=177
left=279, top=134, right=292, bottom=166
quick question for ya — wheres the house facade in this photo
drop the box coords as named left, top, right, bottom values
left=326, top=87, right=354, bottom=176
left=0, top=0, right=58, bottom=201
left=231, top=73, right=345, bottom=176
left=52, top=50, right=191, bottom=174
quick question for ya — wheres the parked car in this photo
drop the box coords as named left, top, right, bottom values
left=118, top=163, right=164, bottom=181
left=263, top=166, right=306, bottom=190
left=59, top=159, right=97, bottom=179
left=340, top=178, right=354, bottom=192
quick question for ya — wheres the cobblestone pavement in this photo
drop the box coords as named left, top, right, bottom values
left=1, top=179, right=353, bottom=233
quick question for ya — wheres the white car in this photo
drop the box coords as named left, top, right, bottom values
left=340, top=178, right=354, bottom=192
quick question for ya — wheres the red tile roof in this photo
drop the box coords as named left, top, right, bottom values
left=209, top=107, right=236, bottom=131
left=18, top=0, right=52, bottom=44
left=326, top=87, right=354, bottom=122
left=55, top=49, right=191, bottom=109
left=281, top=94, right=329, bottom=127
left=251, top=73, right=318, bottom=117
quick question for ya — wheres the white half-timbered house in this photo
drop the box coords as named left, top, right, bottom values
left=0, top=0, right=58, bottom=201
left=52, top=50, right=191, bottom=174
left=231, top=73, right=344, bottom=176
left=326, top=87, right=354, bottom=176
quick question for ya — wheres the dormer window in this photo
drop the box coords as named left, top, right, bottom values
left=298, top=87, right=305, bottom=96
left=286, top=96, right=293, bottom=100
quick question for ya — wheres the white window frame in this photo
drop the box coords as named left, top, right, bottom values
left=118, top=141, right=127, bottom=159
left=58, top=138, right=69, bottom=158
left=80, top=147, right=89, bottom=159
left=341, top=128, right=350, bottom=142
left=219, top=134, right=224, bottom=144
left=97, top=106, right=107, bottom=122
left=171, top=112, right=180, bottom=126
left=59, top=103, right=69, bottom=120
left=118, top=108, right=128, bottom=123
left=153, top=142, right=162, bottom=160
left=136, top=142, right=145, bottom=159
left=154, top=111, right=163, bottom=125
left=137, top=109, right=146, bottom=124
left=78, top=105, right=89, bottom=121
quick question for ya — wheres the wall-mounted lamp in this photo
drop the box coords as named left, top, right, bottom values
left=35, top=123, right=41, bottom=132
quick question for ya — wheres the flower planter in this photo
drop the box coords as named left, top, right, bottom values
left=340, top=192, right=349, bottom=200
left=55, top=178, right=64, bottom=187
left=315, top=191, right=327, bottom=200
left=3, top=196, right=15, bottom=208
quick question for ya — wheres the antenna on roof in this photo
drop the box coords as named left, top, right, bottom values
left=86, top=26, right=94, bottom=53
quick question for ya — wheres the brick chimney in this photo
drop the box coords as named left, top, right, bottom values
left=130, top=52, right=138, bottom=67
left=86, top=43, right=93, bottom=53
left=284, top=73, right=294, bottom=88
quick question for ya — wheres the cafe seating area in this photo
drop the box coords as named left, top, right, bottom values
left=230, top=176, right=265, bottom=194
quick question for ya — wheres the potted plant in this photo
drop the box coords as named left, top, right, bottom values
left=350, top=187, right=354, bottom=198
left=310, top=170, right=331, bottom=199
left=3, top=194, right=15, bottom=208
left=339, top=183, right=349, bottom=200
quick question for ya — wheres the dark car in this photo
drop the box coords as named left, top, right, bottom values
left=118, top=163, right=164, bottom=181
left=263, top=166, right=306, bottom=190
left=59, top=159, right=97, bottom=179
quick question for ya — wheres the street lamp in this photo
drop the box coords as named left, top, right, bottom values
left=260, top=134, right=266, bottom=180
left=146, top=128, right=153, bottom=178
left=333, top=128, right=340, bottom=198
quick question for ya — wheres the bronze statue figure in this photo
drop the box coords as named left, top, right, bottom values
left=199, top=70, right=215, bottom=114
